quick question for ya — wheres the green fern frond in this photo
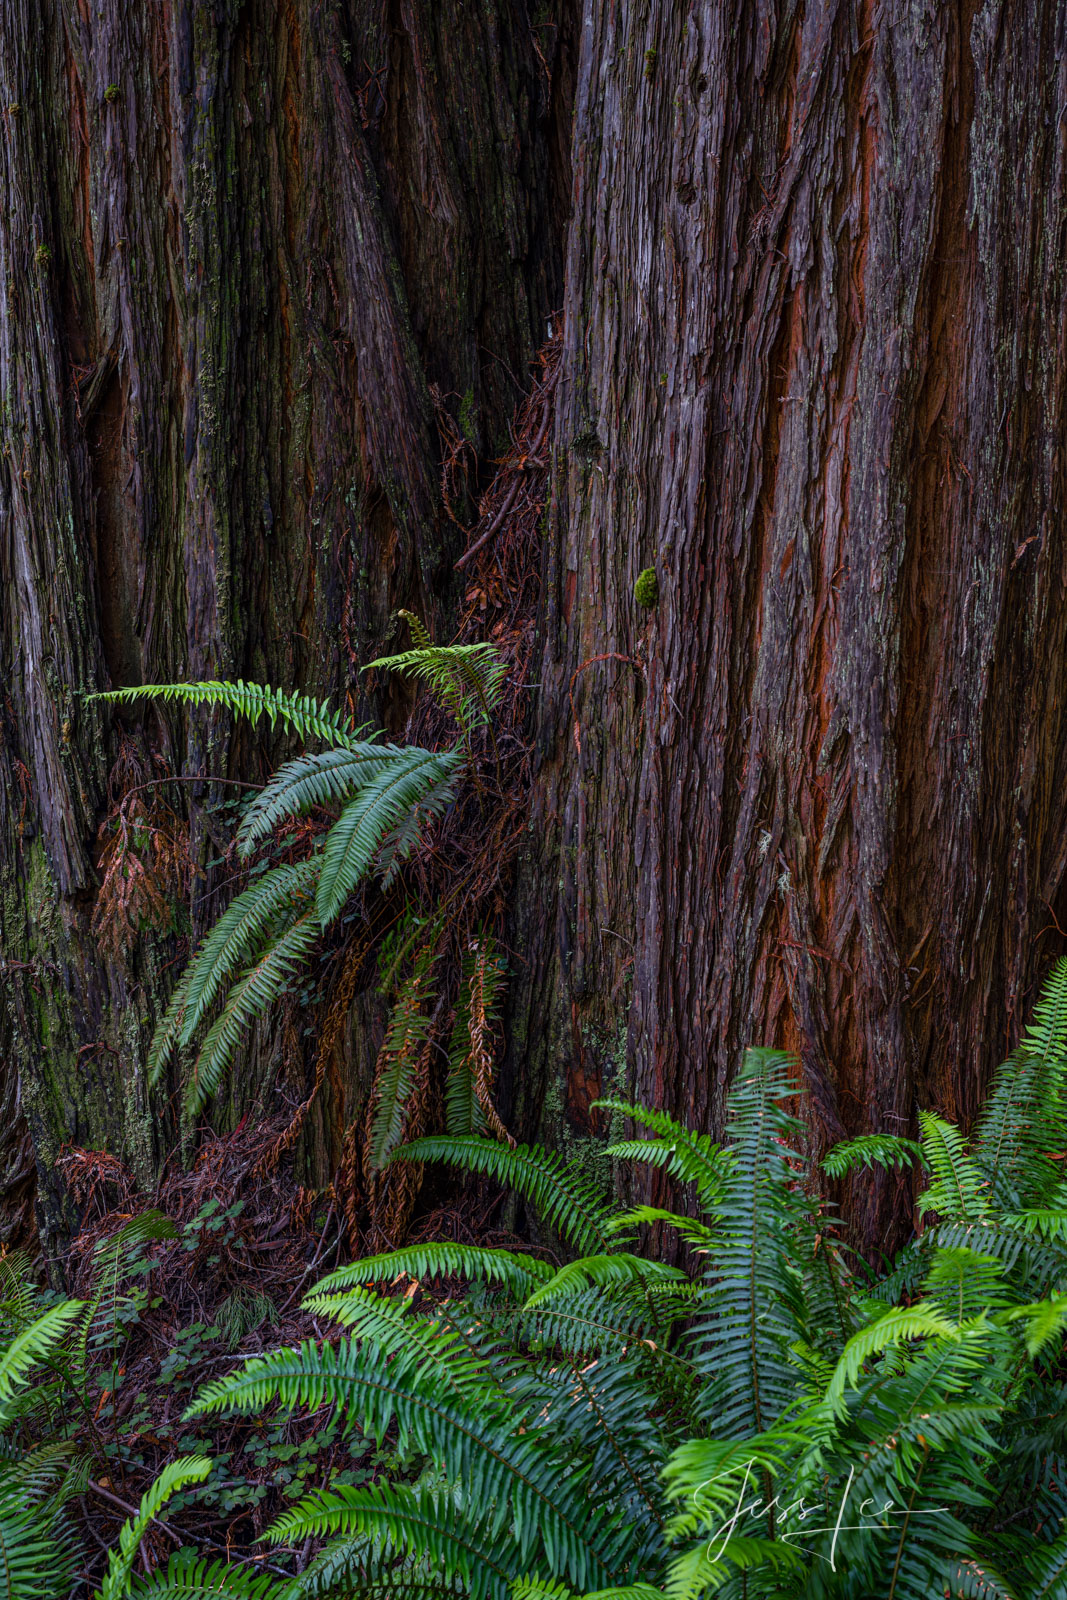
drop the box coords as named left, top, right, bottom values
left=0, top=1255, right=37, bottom=1326
left=292, top=1287, right=494, bottom=1403
left=927, top=1218, right=1067, bottom=1298
left=98, top=1456, right=212, bottom=1600
left=146, top=962, right=194, bottom=1085
left=0, top=1300, right=83, bottom=1421
left=923, top=1249, right=1010, bottom=1322
left=125, top=1555, right=285, bottom=1600
left=376, top=767, right=465, bottom=892
left=918, top=1112, right=991, bottom=1220
left=389, top=1137, right=613, bottom=1254
left=89, top=681, right=359, bottom=748
left=187, top=908, right=321, bottom=1114
left=825, top=1302, right=960, bottom=1414
left=366, top=631, right=507, bottom=733
left=512, top=1584, right=667, bottom=1600
left=0, top=1483, right=78, bottom=1600
left=174, top=859, right=319, bottom=1049
left=522, top=1255, right=687, bottom=1312
left=311, top=1242, right=553, bottom=1298
left=603, top=1206, right=717, bottom=1252
left=664, top=1535, right=806, bottom=1600
left=686, top=1048, right=812, bottom=1438
left=268, top=1482, right=519, bottom=1600
left=1021, top=957, right=1067, bottom=1064
left=0, top=1441, right=88, bottom=1511
left=1005, top=1293, right=1067, bottom=1357
left=316, top=749, right=463, bottom=925
left=367, top=949, right=439, bottom=1172
left=74, top=1210, right=178, bottom=1381
left=189, top=1345, right=628, bottom=1591
left=661, top=1431, right=807, bottom=1524
left=236, top=742, right=407, bottom=857
left=941, top=1556, right=1025, bottom=1599
left=1007, top=1526, right=1067, bottom=1598
left=598, top=1100, right=734, bottom=1208
left=289, top=1551, right=458, bottom=1600
left=974, top=961, right=1067, bottom=1208
left=821, top=1134, right=928, bottom=1178
left=999, top=1207, right=1067, bottom=1240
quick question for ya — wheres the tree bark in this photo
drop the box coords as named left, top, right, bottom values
left=0, top=0, right=568, bottom=1245
left=510, top=0, right=1067, bottom=1250
left=6, top=0, right=1067, bottom=1258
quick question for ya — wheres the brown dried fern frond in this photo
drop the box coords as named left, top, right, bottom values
left=251, top=933, right=373, bottom=1182
left=445, top=937, right=512, bottom=1144
left=92, top=741, right=193, bottom=960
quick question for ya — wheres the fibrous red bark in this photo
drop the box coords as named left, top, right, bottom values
left=6, top=0, right=1067, bottom=1259
left=0, top=0, right=569, bottom=1244
left=510, top=0, right=1067, bottom=1250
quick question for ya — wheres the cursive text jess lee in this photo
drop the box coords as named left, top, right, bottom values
left=695, top=1461, right=952, bottom=1571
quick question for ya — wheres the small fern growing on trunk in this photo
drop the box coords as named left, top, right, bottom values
left=89, top=624, right=508, bottom=1146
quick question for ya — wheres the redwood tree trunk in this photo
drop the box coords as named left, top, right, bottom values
left=0, top=0, right=569, bottom=1245
left=510, top=0, right=1067, bottom=1250
left=5, top=0, right=1067, bottom=1257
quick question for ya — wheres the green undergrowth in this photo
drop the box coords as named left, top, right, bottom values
left=11, top=961, right=1067, bottom=1598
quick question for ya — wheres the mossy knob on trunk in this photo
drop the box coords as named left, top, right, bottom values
left=634, top=568, right=658, bottom=609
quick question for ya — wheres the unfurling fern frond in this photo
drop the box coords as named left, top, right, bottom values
left=316, top=748, right=463, bottom=926
left=821, top=1132, right=928, bottom=1178
left=446, top=940, right=510, bottom=1141
left=366, top=949, right=439, bottom=1173
left=89, top=681, right=360, bottom=748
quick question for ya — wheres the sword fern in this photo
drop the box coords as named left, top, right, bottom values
left=90, top=624, right=506, bottom=1123
left=160, top=964, right=1067, bottom=1599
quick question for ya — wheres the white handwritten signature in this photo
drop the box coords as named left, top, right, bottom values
left=694, top=1460, right=951, bottom=1571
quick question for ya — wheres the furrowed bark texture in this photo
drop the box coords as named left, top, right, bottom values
left=511, top=0, right=1067, bottom=1247
left=0, top=0, right=565, bottom=1244
left=6, top=0, right=1067, bottom=1258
